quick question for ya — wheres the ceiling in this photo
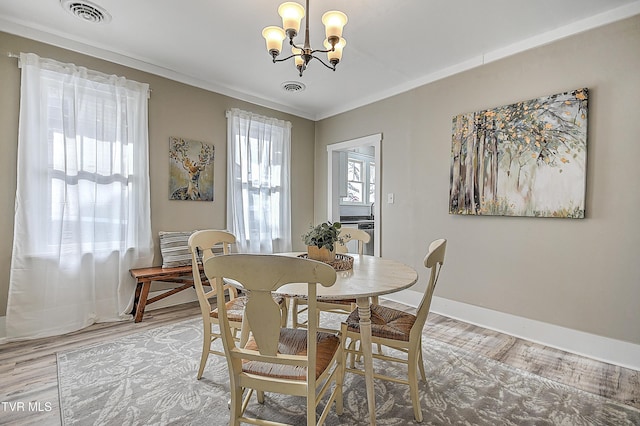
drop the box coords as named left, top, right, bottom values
left=1, top=1, right=639, bottom=121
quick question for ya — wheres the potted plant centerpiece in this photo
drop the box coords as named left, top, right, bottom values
left=302, top=221, right=348, bottom=262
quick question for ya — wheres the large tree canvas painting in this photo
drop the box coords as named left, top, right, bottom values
left=449, top=88, right=588, bottom=218
left=169, top=137, right=215, bottom=201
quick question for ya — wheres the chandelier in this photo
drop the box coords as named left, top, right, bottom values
left=262, top=0, right=348, bottom=77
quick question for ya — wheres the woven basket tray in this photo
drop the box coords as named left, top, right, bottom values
left=297, top=253, right=354, bottom=271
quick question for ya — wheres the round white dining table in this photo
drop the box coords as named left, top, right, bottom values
left=277, top=253, right=418, bottom=425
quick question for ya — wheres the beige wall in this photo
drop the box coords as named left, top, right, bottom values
left=0, top=32, right=316, bottom=317
left=315, top=16, right=640, bottom=344
left=2, top=16, right=639, bottom=345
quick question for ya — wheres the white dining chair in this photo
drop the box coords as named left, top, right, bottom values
left=187, top=230, right=287, bottom=380
left=204, top=253, right=344, bottom=426
left=340, top=238, right=447, bottom=422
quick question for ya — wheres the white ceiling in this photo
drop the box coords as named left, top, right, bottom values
left=1, top=0, right=639, bottom=120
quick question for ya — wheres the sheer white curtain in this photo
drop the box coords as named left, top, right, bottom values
left=226, top=108, right=292, bottom=253
left=6, top=53, right=154, bottom=340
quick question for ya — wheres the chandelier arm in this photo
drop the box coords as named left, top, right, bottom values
left=310, top=48, right=334, bottom=54
left=290, top=40, right=304, bottom=50
left=273, top=53, right=300, bottom=63
left=310, top=55, right=337, bottom=71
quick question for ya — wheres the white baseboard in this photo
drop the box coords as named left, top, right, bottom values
left=383, top=290, right=640, bottom=371
left=0, top=316, right=5, bottom=340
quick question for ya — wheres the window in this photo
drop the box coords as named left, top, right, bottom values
left=7, top=53, right=153, bottom=339
left=47, top=90, right=133, bottom=251
left=226, top=108, right=292, bottom=253
left=346, top=158, right=364, bottom=202
left=342, top=153, right=375, bottom=205
left=369, top=162, right=376, bottom=203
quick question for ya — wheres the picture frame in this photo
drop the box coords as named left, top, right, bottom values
left=169, top=137, right=215, bottom=201
left=449, top=88, right=588, bottom=218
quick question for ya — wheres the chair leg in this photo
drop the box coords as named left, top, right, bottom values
left=280, top=299, right=289, bottom=327
left=418, top=345, right=427, bottom=381
left=306, top=392, right=316, bottom=426
left=291, top=298, right=312, bottom=329
left=229, top=384, right=243, bottom=426
left=335, top=348, right=344, bottom=415
left=408, top=351, right=423, bottom=422
left=348, top=339, right=358, bottom=368
left=368, top=297, right=384, bottom=355
left=198, top=322, right=211, bottom=379
left=291, top=298, right=300, bottom=328
left=354, top=340, right=363, bottom=364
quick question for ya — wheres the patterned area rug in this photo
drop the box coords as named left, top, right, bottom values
left=57, top=317, right=640, bottom=425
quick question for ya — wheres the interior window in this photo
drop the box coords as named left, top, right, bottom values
left=347, top=158, right=363, bottom=202
left=342, top=153, right=374, bottom=205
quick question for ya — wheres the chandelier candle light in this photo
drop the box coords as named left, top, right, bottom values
left=262, top=0, right=347, bottom=77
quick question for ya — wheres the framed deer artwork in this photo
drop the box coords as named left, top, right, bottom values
left=169, top=137, right=215, bottom=201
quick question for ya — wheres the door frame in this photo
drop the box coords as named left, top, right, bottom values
left=326, top=133, right=381, bottom=256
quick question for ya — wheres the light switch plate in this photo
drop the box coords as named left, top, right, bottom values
left=387, top=193, right=395, bottom=204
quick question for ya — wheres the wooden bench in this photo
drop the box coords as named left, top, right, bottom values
left=130, top=264, right=204, bottom=323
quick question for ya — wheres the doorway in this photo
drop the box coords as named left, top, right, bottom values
left=327, top=133, right=381, bottom=256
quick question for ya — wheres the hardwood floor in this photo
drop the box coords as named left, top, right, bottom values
left=1, top=301, right=638, bottom=425
left=382, top=300, right=640, bottom=411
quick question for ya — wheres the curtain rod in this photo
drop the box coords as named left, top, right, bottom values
left=6, top=51, right=152, bottom=97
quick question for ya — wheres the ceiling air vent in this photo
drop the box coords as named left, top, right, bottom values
left=60, top=0, right=111, bottom=24
left=281, top=81, right=306, bottom=93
